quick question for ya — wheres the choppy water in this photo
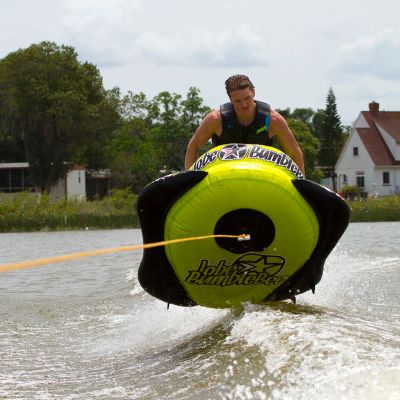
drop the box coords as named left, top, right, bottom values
left=0, top=223, right=399, bottom=400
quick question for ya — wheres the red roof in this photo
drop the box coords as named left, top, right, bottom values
left=356, top=107, right=400, bottom=166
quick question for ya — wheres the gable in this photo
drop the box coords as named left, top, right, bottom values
left=356, top=110, right=400, bottom=166
left=354, top=113, right=369, bottom=128
left=336, top=128, right=374, bottom=170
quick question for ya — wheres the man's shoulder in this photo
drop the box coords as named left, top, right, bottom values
left=204, top=109, right=222, bottom=124
left=197, top=109, right=222, bottom=136
left=269, top=110, right=290, bottom=133
left=270, top=109, right=285, bottom=122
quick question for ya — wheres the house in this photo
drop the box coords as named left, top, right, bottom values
left=335, top=102, right=400, bottom=196
left=0, top=163, right=87, bottom=201
left=0, top=162, right=34, bottom=193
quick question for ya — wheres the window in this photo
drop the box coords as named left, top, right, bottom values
left=343, top=174, right=348, bottom=184
left=383, top=172, right=390, bottom=185
left=353, top=147, right=359, bottom=156
left=0, top=170, right=9, bottom=191
left=356, top=171, right=365, bottom=189
left=10, top=169, right=22, bottom=189
left=0, top=167, right=34, bottom=193
left=356, top=176, right=365, bottom=188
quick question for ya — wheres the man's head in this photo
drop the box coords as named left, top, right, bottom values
left=225, top=75, right=256, bottom=119
left=225, top=74, right=255, bottom=97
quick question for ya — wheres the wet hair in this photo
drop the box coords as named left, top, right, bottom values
left=225, top=74, right=255, bottom=96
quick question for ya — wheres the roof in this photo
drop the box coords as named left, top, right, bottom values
left=0, top=162, right=29, bottom=169
left=373, top=112, right=400, bottom=142
left=356, top=107, right=400, bottom=166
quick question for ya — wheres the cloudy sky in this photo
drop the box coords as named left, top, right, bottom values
left=1, top=0, right=399, bottom=125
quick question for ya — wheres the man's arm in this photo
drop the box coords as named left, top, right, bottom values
left=184, top=110, right=221, bottom=170
left=270, top=111, right=305, bottom=175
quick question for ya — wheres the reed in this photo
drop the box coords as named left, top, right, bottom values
left=0, top=189, right=138, bottom=232
left=348, top=195, right=400, bottom=222
left=1, top=191, right=399, bottom=232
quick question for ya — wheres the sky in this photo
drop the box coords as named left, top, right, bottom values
left=1, top=0, right=400, bottom=125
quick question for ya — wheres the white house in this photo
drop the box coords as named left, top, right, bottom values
left=49, top=165, right=86, bottom=201
left=336, top=102, right=400, bottom=196
left=0, top=163, right=86, bottom=201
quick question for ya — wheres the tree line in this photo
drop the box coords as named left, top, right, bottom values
left=0, top=41, right=347, bottom=194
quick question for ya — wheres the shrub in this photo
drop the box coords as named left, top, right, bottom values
left=340, top=185, right=361, bottom=200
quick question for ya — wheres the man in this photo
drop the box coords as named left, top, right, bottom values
left=184, top=74, right=305, bottom=174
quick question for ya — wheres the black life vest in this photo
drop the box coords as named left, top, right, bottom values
left=212, top=100, right=273, bottom=147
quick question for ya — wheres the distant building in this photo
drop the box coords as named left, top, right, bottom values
left=0, top=162, right=34, bottom=193
left=335, top=102, right=400, bottom=196
left=0, top=163, right=99, bottom=201
left=49, top=165, right=86, bottom=201
left=85, top=169, right=111, bottom=200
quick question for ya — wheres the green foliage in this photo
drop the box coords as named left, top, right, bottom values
left=341, top=185, right=361, bottom=195
left=107, top=87, right=211, bottom=192
left=310, top=109, right=325, bottom=138
left=317, top=88, right=347, bottom=191
left=318, top=88, right=344, bottom=166
left=0, top=134, right=25, bottom=162
left=290, top=108, right=315, bottom=130
left=349, top=196, right=400, bottom=222
left=0, top=41, right=120, bottom=192
left=276, top=107, right=315, bottom=131
left=274, top=107, right=323, bottom=181
left=1, top=190, right=398, bottom=231
left=0, top=189, right=137, bottom=232
left=286, top=118, right=320, bottom=181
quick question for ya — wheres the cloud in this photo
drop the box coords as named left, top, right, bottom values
left=58, top=1, right=267, bottom=69
left=334, top=28, right=400, bottom=80
left=135, top=25, right=268, bottom=67
left=60, top=0, right=144, bottom=66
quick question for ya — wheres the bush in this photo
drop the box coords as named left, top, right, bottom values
left=340, top=185, right=361, bottom=200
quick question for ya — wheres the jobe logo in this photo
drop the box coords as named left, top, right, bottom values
left=218, top=143, right=248, bottom=160
left=192, top=144, right=303, bottom=180
left=193, top=149, right=219, bottom=170
left=192, top=144, right=248, bottom=170
left=185, top=253, right=287, bottom=287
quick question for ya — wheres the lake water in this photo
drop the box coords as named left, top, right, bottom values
left=0, top=223, right=399, bottom=399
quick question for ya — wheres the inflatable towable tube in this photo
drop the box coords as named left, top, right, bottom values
left=137, top=144, right=350, bottom=308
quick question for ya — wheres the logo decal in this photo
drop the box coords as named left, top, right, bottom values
left=192, top=144, right=304, bottom=179
left=193, top=149, right=219, bottom=170
left=219, top=144, right=248, bottom=161
left=256, top=125, right=267, bottom=134
left=248, top=145, right=304, bottom=179
left=184, top=253, right=287, bottom=287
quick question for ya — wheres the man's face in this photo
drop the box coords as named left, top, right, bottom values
left=229, top=88, right=256, bottom=118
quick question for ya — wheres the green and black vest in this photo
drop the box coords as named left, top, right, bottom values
left=212, top=100, right=273, bottom=147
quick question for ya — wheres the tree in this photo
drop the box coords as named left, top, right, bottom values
left=106, top=115, right=164, bottom=192
left=148, top=87, right=210, bottom=171
left=318, top=88, right=345, bottom=191
left=0, top=41, right=120, bottom=192
left=0, top=134, right=25, bottom=162
left=310, top=109, right=325, bottom=139
left=106, top=87, right=210, bottom=192
left=274, top=107, right=321, bottom=181
left=286, top=119, right=321, bottom=182
left=290, top=108, right=315, bottom=130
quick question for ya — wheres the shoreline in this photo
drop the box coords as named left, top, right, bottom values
left=1, top=193, right=399, bottom=233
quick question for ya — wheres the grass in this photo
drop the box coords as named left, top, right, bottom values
left=0, top=188, right=138, bottom=232
left=0, top=190, right=399, bottom=232
left=348, top=195, right=400, bottom=222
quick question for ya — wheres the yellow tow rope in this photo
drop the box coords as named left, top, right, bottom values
left=0, top=234, right=248, bottom=273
